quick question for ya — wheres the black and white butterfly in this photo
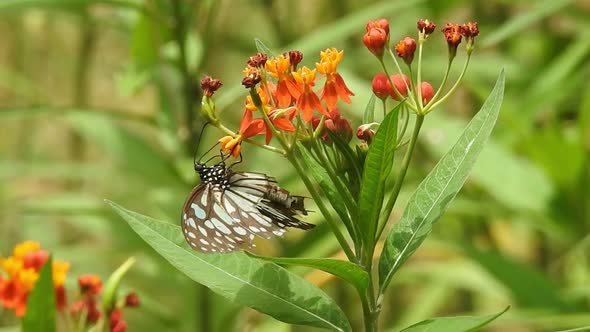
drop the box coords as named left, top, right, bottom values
left=181, top=153, right=314, bottom=253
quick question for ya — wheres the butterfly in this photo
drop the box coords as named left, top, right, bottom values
left=181, top=152, right=314, bottom=253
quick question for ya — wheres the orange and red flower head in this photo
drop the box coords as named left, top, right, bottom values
left=292, top=66, right=326, bottom=122
left=442, top=23, right=463, bottom=47
left=266, top=54, right=300, bottom=107
left=1, top=241, right=69, bottom=317
left=363, top=27, right=388, bottom=58
left=461, top=22, right=480, bottom=38
left=200, top=76, right=223, bottom=97
left=78, top=274, right=102, bottom=296
left=316, top=48, right=354, bottom=111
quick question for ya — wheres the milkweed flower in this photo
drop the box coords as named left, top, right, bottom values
left=265, top=54, right=300, bottom=108
left=0, top=241, right=69, bottom=317
left=442, top=23, right=463, bottom=59
left=292, top=66, right=327, bottom=122
left=420, top=82, right=434, bottom=104
left=316, top=48, right=354, bottom=111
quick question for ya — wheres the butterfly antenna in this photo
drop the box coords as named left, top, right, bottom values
left=193, top=122, right=211, bottom=166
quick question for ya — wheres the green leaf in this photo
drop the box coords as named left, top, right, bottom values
left=245, top=252, right=369, bottom=293
left=102, top=257, right=136, bottom=311
left=379, top=70, right=505, bottom=292
left=326, top=131, right=363, bottom=187
left=398, top=306, right=509, bottom=332
left=22, top=257, right=56, bottom=332
left=107, top=200, right=351, bottom=332
left=298, top=146, right=356, bottom=240
left=255, top=38, right=276, bottom=57
left=363, top=94, right=377, bottom=124
left=358, top=105, right=400, bottom=246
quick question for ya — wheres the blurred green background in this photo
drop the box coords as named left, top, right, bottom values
left=1, top=0, right=589, bottom=331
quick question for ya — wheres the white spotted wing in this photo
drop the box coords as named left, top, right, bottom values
left=181, top=169, right=313, bottom=253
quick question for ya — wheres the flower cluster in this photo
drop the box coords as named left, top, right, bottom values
left=0, top=241, right=69, bottom=316
left=202, top=47, right=355, bottom=157
left=0, top=242, right=139, bottom=332
left=70, top=274, right=139, bottom=332
left=361, top=17, right=479, bottom=122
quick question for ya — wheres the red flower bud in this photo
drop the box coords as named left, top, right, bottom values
left=356, top=124, right=375, bottom=143
left=125, top=292, right=140, bottom=307
left=390, top=74, right=410, bottom=100
left=366, top=18, right=389, bottom=35
left=417, top=19, right=436, bottom=35
left=372, top=73, right=390, bottom=100
left=200, top=75, right=222, bottom=97
left=110, top=309, right=126, bottom=332
left=420, top=82, right=434, bottom=104
left=78, top=274, right=103, bottom=296
left=325, top=110, right=352, bottom=143
left=363, top=27, right=388, bottom=58
left=247, top=53, right=268, bottom=68
left=394, top=37, right=417, bottom=65
left=288, top=50, right=303, bottom=69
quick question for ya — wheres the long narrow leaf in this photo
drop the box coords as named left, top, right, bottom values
left=379, top=70, right=505, bottom=291
left=398, top=306, right=509, bottom=332
left=22, top=257, right=56, bottom=332
left=358, top=105, right=400, bottom=246
left=107, top=200, right=351, bottom=332
left=299, top=146, right=356, bottom=240
left=246, top=252, right=369, bottom=293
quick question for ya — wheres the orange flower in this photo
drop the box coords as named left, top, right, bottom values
left=0, top=241, right=69, bottom=317
left=219, top=136, right=242, bottom=158
left=265, top=54, right=300, bottom=108
left=79, top=274, right=102, bottom=296
left=292, top=66, right=327, bottom=122
left=316, top=48, right=354, bottom=111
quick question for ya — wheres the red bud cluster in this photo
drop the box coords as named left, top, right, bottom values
left=200, top=76, right=223, bottom=97
left=363, top=18, right=390, bottom=58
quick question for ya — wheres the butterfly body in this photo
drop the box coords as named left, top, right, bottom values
left=182, top=160, right=314, bottom=253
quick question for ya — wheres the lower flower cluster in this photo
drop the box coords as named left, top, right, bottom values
left=0, top=241, right=139, bottom=332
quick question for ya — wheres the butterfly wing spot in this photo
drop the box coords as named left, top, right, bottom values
left=191, top=203, right=207, bottom=219
left=199, top=239, right=210, bottom=246
left=188, top=232, right=197, bottom=239
left=211, top=218, right=231, bottom=235
left=197, top=226, right=208, bottom=237
left=233, top=226, right=247, bottom=236
left=204, top=220, right=214, bottom=229
left=200, top=247, right=209, bottom=252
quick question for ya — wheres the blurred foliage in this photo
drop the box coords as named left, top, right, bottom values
left=0, top=0, right=589, bottom=331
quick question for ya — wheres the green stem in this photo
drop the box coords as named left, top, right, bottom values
left=310, top=140, right=360, bottom=243
left=426, top=54, right=471, bottom=113
left=289, top=147, right=356, bottom=262
left=381, top=98, right=387, bottom=118
left=422, top=58, right=452, bottom=111
left=171, top=0, right=200, bottom=154
left=248, top=89, right=356, bottom=261
left=415, top=38, right=424, bottom=110
left=375, top=115, right=424, bottom=241
left=378, top=57, right=417, bottom=112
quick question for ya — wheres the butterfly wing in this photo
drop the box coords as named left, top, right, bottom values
left=228, top=172, right=315, bottom=232
left=181, top=183, right=253, bottom=253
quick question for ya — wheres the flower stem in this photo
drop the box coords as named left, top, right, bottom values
left=426, top=54, right=471, bottom=113
left=290, top=147, right=356, bottom=262
left=415, top=38, right=425, bottom=110
left=375, top=115, right=424, bottom=241
left=379, top=57, right=417, bottom=112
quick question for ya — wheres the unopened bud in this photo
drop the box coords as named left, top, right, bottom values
left=363, top=27, right=388, bottom=58
left=420, top=81, right=434, bottom=105
left=200, top=75, right=222, bottom=97
left=417, top=19, right=436, bottom=35
left=395, top=37, right=416, bottom=65
left=241, top=66, right=261, bottom=88
left=247, top=53, right=268, bottom=68
left=390, top=74, right=410, bottom=101
left=288, top=50, right=304, bottom=69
